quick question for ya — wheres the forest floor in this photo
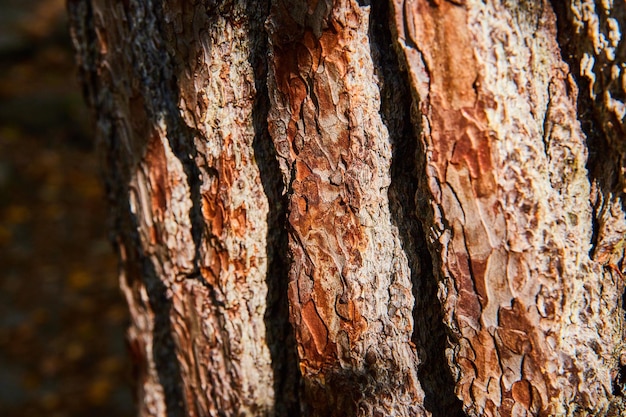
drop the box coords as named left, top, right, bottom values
left=0, top=0, right=134, bottom=416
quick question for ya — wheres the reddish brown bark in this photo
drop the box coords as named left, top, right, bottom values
left=391, top=1, right=625, bottom=415
left=266, top=1, right=427, bottom=415
left=68, top=0, right=626, bottom=416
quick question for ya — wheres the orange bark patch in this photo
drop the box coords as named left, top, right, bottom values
left=302, top=300, right=329, bottom=356
left=202, top=191, right=224, bottom=238
left=143, top=131, right=170, bottom=245
left=144, top=131, right=169, bottom=217
left=231, top=207, right=247, bottom=238
left=511, top=380, right=532, bottom=410
left=270, top=5, right=370, bottom=375
left=407, top=0, right=500, bottom=336
left=411, top=0, right=477, bottom=109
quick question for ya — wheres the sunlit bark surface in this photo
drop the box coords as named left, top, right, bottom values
left=69, top=0, right=626, bottom=416
left=391, top=1, right=625, bottom=415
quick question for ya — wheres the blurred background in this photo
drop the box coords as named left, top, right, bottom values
left=0, top=0, right=134, bottom=415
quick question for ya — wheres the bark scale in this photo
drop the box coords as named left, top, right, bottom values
left=68, top=0, right=626, bottom=416
left=391, top=1, right=625, bottom=415
left=68, top=1, right=298, bottom=415
left=266, top=1, right=426, bottom=415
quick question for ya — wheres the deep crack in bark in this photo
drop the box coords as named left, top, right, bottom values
left=133, top=214, right=187, bottom=417
left=368, top=1, right=465, bottom=415
left=246, top=1, right=302, bottom=415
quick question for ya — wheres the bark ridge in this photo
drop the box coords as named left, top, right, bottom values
left=68, top=0, right=626, bottom=416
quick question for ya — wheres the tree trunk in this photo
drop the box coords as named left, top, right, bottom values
left=67, top=0, right=626, bottom=416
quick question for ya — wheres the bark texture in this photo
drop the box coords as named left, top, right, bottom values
left=68, top=0, right=626, bottom=416
left=551, top=0, right=626, bottom=405
left=266, top=1, right=426, bottom=415
left=552, top=0, right=626, bottom=303
left=68, top=1, right=298, bottom=415
left=391, top=1, right=625, bottom=415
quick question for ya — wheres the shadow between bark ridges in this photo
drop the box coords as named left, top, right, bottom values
left=245, top=1, right=303, bottom=416
left=151, top=0, right=302, bottom=414
left=367, top=1, right=465, bottom=415
left=548, top=0, right=626, bottom=246
left=105, top=107, right=186, bottom=417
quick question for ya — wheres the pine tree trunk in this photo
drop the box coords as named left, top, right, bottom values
left=68, top=0, right=626, bottom=416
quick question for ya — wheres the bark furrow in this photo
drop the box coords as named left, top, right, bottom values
left=551, top=0, right=626, bottom=280
left=550, top=0, right=626, bottom=407
left=368, top=1, right=465, bottom=415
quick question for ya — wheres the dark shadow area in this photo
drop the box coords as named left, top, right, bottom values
left=111, top=183, right=186, bottom=417
left=126, top=210, right=186, bottom=417
left=153, top=1, right=301, bottom=415
left=367, top=1, right=465, bottom=416
left=131, top=2, right=209, bottom=416
left=245, top=1, right=303, bottom=416
left=0, top=0, right=133, bottom=416
left=97, top=110, right=186, bottom=417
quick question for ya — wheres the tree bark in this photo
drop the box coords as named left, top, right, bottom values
left=68, top=0, right=626, bottom=416
left=391, top=1, right=625, bottom=415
